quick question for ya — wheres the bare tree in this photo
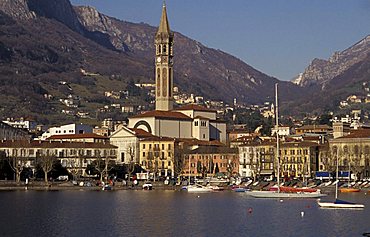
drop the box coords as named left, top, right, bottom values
left=94, top=154, right=113, bottom=182
left=126, top=145, right=136, bottom=182
left=37, top=154, right=55, bottom=184
left=7, top=156, right=28, bottom=183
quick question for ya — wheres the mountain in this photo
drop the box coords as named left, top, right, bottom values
left=288, top=35, right=370, bottom=115
left=0, top=0, right=305, bottom=124
left=292, top=35, right=370, bottom=88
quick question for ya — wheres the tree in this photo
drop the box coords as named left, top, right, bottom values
left=173, top=148, right=185, bottom=178
left=93, top=154, right=114, bottom=182
left=37, top=154, right=55, bottom=184
left=7, top=155, right=28, bottom=183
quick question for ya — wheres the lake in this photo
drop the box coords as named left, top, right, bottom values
left=0, top=190, right=369, bottom=237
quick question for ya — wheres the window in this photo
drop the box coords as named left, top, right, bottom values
left=168, top=144, right=171, bottom=150
left=168, top=161, right=171, bottom=166
left=163, top=44, right=167, bottom=53
left=121, top=153, right=125, bottom=162
left=203, top=134, right=205, bottom=139
left=143, top=152, right=146, bottom=157
left=149, top=144, right=152, bottom=149
left=162, top=144, right=165, bottom=150
left=194, top=121, right=199, bottom=126
left=143, top=144, right=146, bottom=149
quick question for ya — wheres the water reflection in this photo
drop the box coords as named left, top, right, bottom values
left=0, top=190, right=369, bottom=237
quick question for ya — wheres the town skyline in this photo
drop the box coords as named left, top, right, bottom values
left=71, top=0, right=370, bottom=81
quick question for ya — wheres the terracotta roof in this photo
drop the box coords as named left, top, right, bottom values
left=176, top=138, right=225, bottom=147
left=296, top=125, right=331, bottom=130
left=140, top=136, right=175, bottom=142
left=185, top=146, right=238, bottom=155
left=175, top=104, right=216, bottom=112
left=281, top=141, right=319, bottom=148
left=47, top=133, right=108, bottom=140
left=341, top=129, right=370, bottom=139
left=131, top=110, right=192, bottom=121
left=131, top=128, right=154, bottom=138
left=0, top=140, right=117, bottom=149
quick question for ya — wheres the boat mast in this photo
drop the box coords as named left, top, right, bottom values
left=275, top=83, right=280, bottom=193
left=335, top=148, right=339, bottom=199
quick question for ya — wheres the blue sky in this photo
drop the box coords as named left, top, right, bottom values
left=71, top=0, right=370, bottom=81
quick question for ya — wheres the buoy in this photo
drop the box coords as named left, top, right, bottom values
left=248, top=207, right=253, bottom=214
left=197, top=195, right=200, bottom=198
left=301, top=211, right=304, bottom=218
left=279, top=199, right=283, bottom=203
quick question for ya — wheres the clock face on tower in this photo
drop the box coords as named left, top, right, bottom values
left=156, top=57, right=161, bottom=63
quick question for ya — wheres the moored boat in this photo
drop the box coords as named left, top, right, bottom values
left=340, top=188, right=360, bottom=193
left=186, top=184, right=213, bottom=193
left=318, top=199, right=364, bottom=208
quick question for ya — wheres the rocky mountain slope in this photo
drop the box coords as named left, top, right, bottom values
left=288, top=35, right=370, bottom=115
left=292, top=35, right=370, bottom=88
left=0, top=0, right=302, bottom=123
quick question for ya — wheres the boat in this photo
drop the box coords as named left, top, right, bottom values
left=317, top=150, right=365, bottom=209
left=247, top=84, right=326, bottom=199
left=318, top=199, right=364, bottom=209
left=142, top=182, right=153, bottom=190
left=247, top=190, right=326, bottom=198
left=186, top=184, right=213, bottom=193
left=102, top=184, right=112, bottom=191
left=339, top=162, right=360, bottom=193
left=340, top=188, right=360, bottom=193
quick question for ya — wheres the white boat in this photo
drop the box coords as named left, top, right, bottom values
left=186, top=184, right=213, bottom=193
left=317, top=149, right=365, bottom=209
left=247, top=190, right=326, bottom=198
left=318, top=199, right=364, bottom=209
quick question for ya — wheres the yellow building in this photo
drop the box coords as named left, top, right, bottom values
left=280, top=141, right=319, bottom=179
left=139, top=137, right=176, bottom=178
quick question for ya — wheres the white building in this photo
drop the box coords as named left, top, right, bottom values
left=40, top=123, right=93, bottom=140
left=109, top=127, right=153, bottom=164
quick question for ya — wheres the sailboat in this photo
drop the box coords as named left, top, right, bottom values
left=317, top=151, right=364, bottom=208
left=247, top=84, right=326, bottom=199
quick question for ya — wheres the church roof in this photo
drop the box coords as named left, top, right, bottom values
left=175, top=104, right=216, bottom=112
left=157, top=3, right=170, bottom=35
left=131, top=128, right=154, bottom=138
left=131, top=110, right=192, bottom=121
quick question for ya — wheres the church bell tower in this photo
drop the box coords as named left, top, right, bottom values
left=155, top=3, right=174, bottom=111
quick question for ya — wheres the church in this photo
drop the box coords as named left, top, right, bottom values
left=127, top=3, right=227, bottom=144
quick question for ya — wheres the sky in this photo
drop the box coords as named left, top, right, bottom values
left=70, top=0, right=370, bottom=81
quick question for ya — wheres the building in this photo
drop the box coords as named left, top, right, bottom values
left=271, top=125, right=291, bottom=137
left=332, top=122, right=351, bottom=139
left=46, top=133, right=109, bottom=143
left=110, top=127, right=153, bottom=164
left=0, top=122, right=30, bottom=141
left=183, top=146, right=239, bottom=178
left=139, top=136, right=176, bottom=178
left=155, top=3, right=174, bottom=111
left=280, top=141, right=320, bottom=179
left=0, top=140, right=117, bottom=178
left=328, top=129, right=370, bottom=179
left=127, top=5, right=226, bottom=144
left=2, top=118, right=37, bottom=132
left=40, top=123, right=93, bottom=140
left=295, top=125, right=332, bottom=135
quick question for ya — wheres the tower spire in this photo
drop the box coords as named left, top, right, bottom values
left=157, top=1, right=170, bottom=34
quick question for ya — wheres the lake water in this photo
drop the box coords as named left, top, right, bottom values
left=0, top=190, right=369, bottom=237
